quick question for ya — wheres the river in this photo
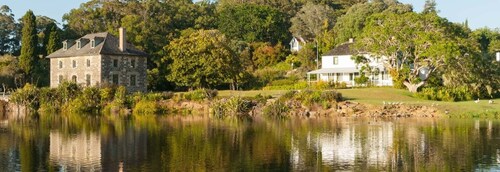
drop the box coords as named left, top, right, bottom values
left=0, top=114, right=499, bottom=171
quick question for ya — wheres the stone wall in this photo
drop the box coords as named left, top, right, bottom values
left=50, top=55, right=102, bottom=88
left=50, top=54, right=147, bottom=92
left=101, top=55, right=147, bottom=92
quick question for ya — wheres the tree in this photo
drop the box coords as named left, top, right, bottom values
left=45, top=23, right=61, bottom=55
left=217, top=4, right=290, bottom=44
left=0, top=54, right=22, bottom=89
left=164, top=29, right=241, bottom=89
left=19, top=10, right=38, bottom=84
left=356, top=12, right=466, bottom=93
left=251, top=42, right=288, bottom=69
left=423, top=0, right=437, bottom=14
left=289, top=2, right=336, bottom=41
left=64, top=0, right=208, bottom=90
left=0, top=5, right=19, bottom=55
left=332, top=1, right=412, bottom=46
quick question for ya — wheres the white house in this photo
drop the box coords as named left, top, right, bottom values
left=307, top=39, right=393, bottom=87
left=496, top=51, right=500, bottom=62
left=290, top=36, right=306, bottom=52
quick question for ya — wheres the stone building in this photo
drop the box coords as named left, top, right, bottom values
left=46, top=28, right=147, bottom=92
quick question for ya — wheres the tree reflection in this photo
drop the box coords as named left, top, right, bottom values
left=1, top=115, right=500, bottom=171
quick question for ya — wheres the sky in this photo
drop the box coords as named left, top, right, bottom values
left=1, top=0, right=499, bottom=30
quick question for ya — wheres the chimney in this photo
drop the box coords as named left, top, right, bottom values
left=119, top=27, right=126, bottom=52
left=349, top=38, right=354, bottom=43
left=496, top=52, right=500, bottom=62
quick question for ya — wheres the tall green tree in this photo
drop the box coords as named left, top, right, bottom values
left=19, top=10, right=38, bottom=83
left=423, top=0, right=437, bottom=14
left=42, top=22, right=60, bottom=56
left=356, top=12, right=467, bottom=93
left=289, top=2, right=336, bottom=41
left=0, top=5, right=19, bottom=55
left=164, top=29, right=241, bottom=89
left=217, top=4, right=290, bottom=44
left=333, top=1, right=412, bottom=46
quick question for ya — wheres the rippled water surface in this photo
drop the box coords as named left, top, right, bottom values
left=1, top=114, right=500, bottom=171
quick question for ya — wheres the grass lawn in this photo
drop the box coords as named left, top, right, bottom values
left=218, top=87, right=500, bottom=116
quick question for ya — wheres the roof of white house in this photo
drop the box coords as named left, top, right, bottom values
left=307, top=67, right=359, bottom=74
left=323, top=42, right=354, bottom=56
left=46, top=32, right=147, bottom=58
left=308, top=66, right=387, bottom=74
left=291, top=36, right=306, bottom=43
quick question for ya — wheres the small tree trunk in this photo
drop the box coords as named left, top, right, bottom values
left=403, top=81, right=425, bottom=93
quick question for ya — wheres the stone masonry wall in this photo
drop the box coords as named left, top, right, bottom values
left=50, top=55, right=102, bottom=88
left=101, top=55, right=147, bottom=92
left=50, top=55, right=147, bottom=92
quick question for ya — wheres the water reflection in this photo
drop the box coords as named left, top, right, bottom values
left=0, top=115, right=500, bottom=171
left=49, top=132, right=101, bottom=171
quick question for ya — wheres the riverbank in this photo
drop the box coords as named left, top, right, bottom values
left=4, top=85, right=498, bottom=118
left=218, top=87, right=500, bottom=118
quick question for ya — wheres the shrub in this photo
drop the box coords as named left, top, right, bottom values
left=263, top=99, right=289, bottom=118
left=10, top=83, right=40, bottom=110
left=99, top=87, right=116, bottom=105
left=262, top=81, right=308, bottom=90
left=56, top=81, right=82, bottom=103
left=321, top=90, right=343, bottom=102
left=279, top=89, right=342, bottom=108
left=253, top=93, right=273, bottom=103
left=63, top=87, right=102, bottom=114
left=211, top=96, right=255, bottom=118
left=313, top=80, right=329, bottom=90
left=268, top=78, right=297, bottom=86
left=416, top=86, right=474, bottom=102
left=281, top=90, right=298, bottom=100
left=133, top=100, right=163, bottom=115
left=38, top=87, right=60, bottom=113
left=184, top=89, right=218, bottom=101
left=329, top=81, right=348, bottom=89
left=113, top=86, right=127, bottom=106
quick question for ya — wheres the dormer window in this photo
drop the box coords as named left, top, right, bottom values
left=91, top=39, right=95, bottom=48
left=62, top=40, right=75, bottom=51
left=76, top=41, right=81, bottom=49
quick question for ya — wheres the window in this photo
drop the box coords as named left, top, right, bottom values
left=87, top=59, right=91, bottom=67
left=72, top=75, right=77, bottom=83
left=86, top=74, right=91, bottom=86
left=58, top=75, right=63, bottom=84
left=76, top=41, right=81, bottom=49
left=72, top=60, right=76, bottom=68
left=112, top=74, right=119, bottom=85
left=63, top=42, right=67, bottom=50
left=130, top=74, right=136, bottom=86
left=382, top=71, right=389, bottom=80
left=131, top=59, right=136, bottom=68
left=336, top=73, right=341, bottom=81
left=90, top=40, right=95, bottom=48
left=333, top=57, right=338, bottom=65
left=59, top=61, right=63, bottom=69
left=349, top=73, right=354, bottom=81
left=113, top=59, right=119, bottom=68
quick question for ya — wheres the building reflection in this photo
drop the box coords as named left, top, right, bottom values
left=48, top=126, right=149, bottom=171
left=49, top=132, right=102, bottom=171
left=290, top=121, right=394, bottom=170
left=100, top=127, right=148, bottom=171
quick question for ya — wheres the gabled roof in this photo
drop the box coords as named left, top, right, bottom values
left=291, top=36, right=306, bottom=44
left=323, top=42, right=354, bottom=56
left=46, top=32, right=148, bottom=58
